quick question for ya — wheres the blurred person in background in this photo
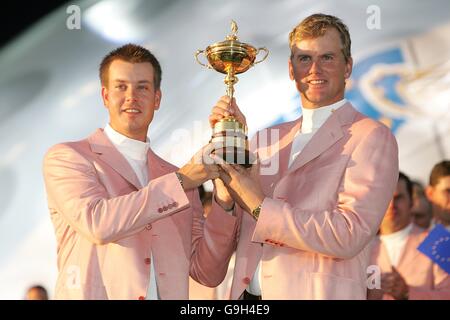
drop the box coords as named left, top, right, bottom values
left=25, top=285, right=49, bottom=300
left=426, top=160, right=450, bottom=231
left=368, top=172, right=450, bottom=300
left=411, top=181, right=433, bottom=229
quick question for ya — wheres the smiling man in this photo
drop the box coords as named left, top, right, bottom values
left=43, top=44, right=239, bottom=299
left=210, top=14, right=399, bottom=299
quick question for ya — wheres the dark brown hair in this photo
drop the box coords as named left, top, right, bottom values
left=99, top=43, right=162, bottom=89
left=429, top=160, right=450, bottom=186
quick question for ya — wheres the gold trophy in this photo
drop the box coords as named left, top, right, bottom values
left=195, top=20, right=269, bottom=167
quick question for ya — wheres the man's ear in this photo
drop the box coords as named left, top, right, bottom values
left=344, top=57, right=353, bottom=80
left=288, top=58, right=295, bottom=81
left=101, top=86, right=109, bottom=107
left=425, top=186, right=434, bottom=202
left=154, top=89, right=162, bottom=110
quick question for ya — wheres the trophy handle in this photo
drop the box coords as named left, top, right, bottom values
left=254, top=47, right=269, bottom=65
left=195, top=50, right=212, bottom=69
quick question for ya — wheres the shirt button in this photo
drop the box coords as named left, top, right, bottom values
left=144, top=258, right=151, bottom=265
left=243, top=277, right=251, bottom=285
left=138, top=296, right=145, bottom=300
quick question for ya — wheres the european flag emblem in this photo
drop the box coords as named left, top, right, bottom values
left=417, top=224, right=450, bottom=274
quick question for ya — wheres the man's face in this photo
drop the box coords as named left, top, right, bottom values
left=411, top=195, right=432, bottom=229
left=382, top=179, right=412, bottom=232
left=101, top=60, right=161, bottom=142
left=289, top=28, right=352, bottom=109
left=426, top=176, right=450, bottom=224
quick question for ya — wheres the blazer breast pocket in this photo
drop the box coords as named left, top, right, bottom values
left=302, top=155, right=350, bottom=183
left=297, top=156, right=350, bottom=209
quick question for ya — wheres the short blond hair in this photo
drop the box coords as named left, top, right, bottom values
left=289, top=14, right=352, bottom=62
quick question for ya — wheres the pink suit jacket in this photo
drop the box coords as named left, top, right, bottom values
left=369, top=225, right=450, bottom=300
left=43, top=129, right=239, bottom=299
left=229, top=103, right=399, bottom=299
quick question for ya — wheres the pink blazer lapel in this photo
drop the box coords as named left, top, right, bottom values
left=397, top=226, right=423, bottom=271
left=286, top=103, right=356, bottom=175
left=257, top=118, right=301, bottom=196
left=147, top=148, right=169, bottom=180
left=88, top=128, right=142, bottom=189
left=378, top=238, right=393, bottom=271
left=278, top=118, right=302, bottom=178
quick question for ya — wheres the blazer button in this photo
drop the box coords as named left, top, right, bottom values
left=145, top=224, right=152, bottom=230
left=173, top=202, right=178, bottom=207
left=144, top=258, right=151, bottom=265
left=138, top=296, right=145, bottom=300
left=167, top=203, right=174, bottom=209
left=163, top=206, right=168, bottom=211
left=243, top=277, right=251, bottom=285
left=158, top=208, right=163, bottom=213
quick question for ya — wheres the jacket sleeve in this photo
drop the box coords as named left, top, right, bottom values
left=252, top=125, right=399, bottom=259
left=189, top=194, right=241, bottom=287
left=43, top=143, right=190, bottom=245
left=409, top=264, right=450, bottom=300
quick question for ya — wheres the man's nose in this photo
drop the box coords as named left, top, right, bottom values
left=126, top=87, right=138, bottom=101
left=309, top=59, right=323, bottom=74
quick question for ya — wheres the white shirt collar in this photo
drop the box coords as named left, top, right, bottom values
left=104, top=124, right=150, bottom=161
left=301, top=99, right=347, bottom=134
left=380, top=223, right=413, bottom=242
left=429, top=220, right=450, bottom=232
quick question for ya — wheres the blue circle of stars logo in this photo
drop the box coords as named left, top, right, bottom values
left=431, top=236, right=450, bottom=263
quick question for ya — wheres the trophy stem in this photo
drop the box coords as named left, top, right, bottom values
left=224, top=66, right=238, bottom=100
left=226, top=83, right=234, bottom=100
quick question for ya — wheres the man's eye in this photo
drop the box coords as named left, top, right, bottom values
left=323, top=55, right=333, bottom=61
left=138, top=85, right=148, bottom=90
left=299, top=56, right=310, bottom=62
left=116, top=85, right=126, bottom=90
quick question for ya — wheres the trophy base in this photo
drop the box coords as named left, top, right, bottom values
left=213, top=146, right=253, bottom=168
left=211, top=117, right=253, bottom=167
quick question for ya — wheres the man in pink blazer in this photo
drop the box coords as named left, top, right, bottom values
left=368, top=172, right=450, bottom=300
left=43, top=44, right=239, bottom=299
left=209, top=14, right=398, bottom=299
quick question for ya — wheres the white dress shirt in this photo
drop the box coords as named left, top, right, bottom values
left=247, top=99, right=347, bottom=297
left=104, top=125, right=159, bottom=300
left=288, top=99, right=347, bottom=168
left=380, top=223, right=413, bottom=267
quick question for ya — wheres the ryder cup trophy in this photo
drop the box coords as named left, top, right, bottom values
left=195, top=20, right=269, bottom=167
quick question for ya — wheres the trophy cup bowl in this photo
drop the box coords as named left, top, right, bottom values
left=205, top=40, right=257, bottom=75
left=195, top=20, right=269, bottom=167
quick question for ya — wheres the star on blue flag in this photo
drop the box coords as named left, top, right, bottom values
left=417, top=224, right=450, bottom=274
